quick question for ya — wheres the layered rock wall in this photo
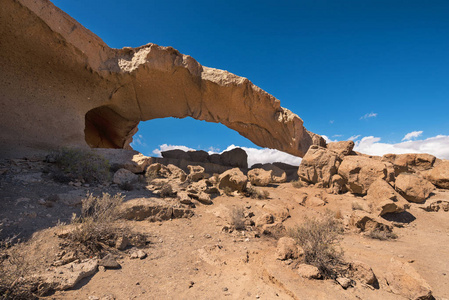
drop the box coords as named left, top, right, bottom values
left=0, top=0, right=321, bottom=158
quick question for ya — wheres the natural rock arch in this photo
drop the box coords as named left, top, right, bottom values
left=0, top=0, right=323, bottom=158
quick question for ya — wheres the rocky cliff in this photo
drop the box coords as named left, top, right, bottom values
left=0, top=0, right=322, bottom=158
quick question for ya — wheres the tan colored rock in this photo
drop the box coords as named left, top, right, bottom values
left=166, top=164, right=187, bottom=182
left=297, top=146, right=341, bottom=187
left=93, top=149, right=151, bottom=173
left=112, top=168, right=138, bottom=185
left=297, top=264, right=322, bottom=279
left=338, top=156, right=387, bottom=195
left=38, top=259, right=98, bottom=290
left=385, top=259, right=433, bottom=300
left=428, top=160, right=449, bottom=189
left=218, top=168, right=247, bottom=192
left=367, top=179, right=409, bottom=216
left=248, top=168, right=272, bottom=186
left=187, top=165, right=207, bottom=182
left=348, top=261, right=377, bottom=286
left=252, top=163, right=287, bottom=183
left=350, top=211, right=393, bottom=233
left=383, top=153, right=436, bottom=176
left=326, top=140, right=355, bottom=157
left=275, top=237, right=304, bottom=260
left=0, top=0, right=321, bottom=159
left=119, top=198, right=193, bottom=221
left=256, top=213, right=274, bottom=226
left=328, top=174, right=347, bottom=194
left=395, top=173, right=435, bottom=203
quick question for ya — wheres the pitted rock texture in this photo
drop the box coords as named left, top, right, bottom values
left=0, top=0, right=321, bottom=158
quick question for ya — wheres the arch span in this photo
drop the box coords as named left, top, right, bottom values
left=0, top=0, right=323, bottom=158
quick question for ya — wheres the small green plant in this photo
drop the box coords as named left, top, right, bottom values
left=245, top=186, right=270, bottom=199
left=53, top=148, right=110, bottom=183
left=289, top=212, right=345, bottom=279
left=230, top=207, right=246, bottom=230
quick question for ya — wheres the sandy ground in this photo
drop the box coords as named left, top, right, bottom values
left=1, top=158, right=449, bottom=300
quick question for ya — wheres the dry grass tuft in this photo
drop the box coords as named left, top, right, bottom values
left=230, top=207, right=246, bottom=230
left=289, top=212, right=345, bottom=279
left=245, top=186, right=270, bottom=199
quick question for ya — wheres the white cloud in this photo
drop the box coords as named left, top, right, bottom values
left=130, top=134, right=146, bottom=147
left=354, top=135, right=449, bottom=159
left=348, top=135, right=361, bottom=141
left=329, top=120, right=334, bottom=124
left=223, top=145, right=301, bottom=167
left=360, top=112, right=377, bottom=120
left=151, top=144, right=302, bottom=167
left=402, top=130, right=423, bottom=141
left=152, top=144, right=195, bottom=157
left=321, top=135, right=338, bottom=144
left=333, top=134, right=343, bottom=138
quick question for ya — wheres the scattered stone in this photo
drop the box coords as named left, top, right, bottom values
left=99, top=254, right=121, bottom=269
left=385, top=258, right=433, bottom=300
left=297, top=264, right=321, bottom=279
left=348, top=261, right=377, bottom=286
left=113, top=168, right=138, bottom=185
left=93, top=149, right=151, bottom=173
left=115, top=236, right=129, bottom=250
left=248, top=168, right=272, bottom=186
left=421, top=200, right=449, bottom=212
left=336, top=277, right=352, bottom=289
left=178, top=191, right=193, bottom=205
left=130, top=250, right=147, bottom=259
left=255, top=213, right=274, bottom=226
left=395, top=173, right=435, bottom=203
left=275, top=237, right=304, bottom=261
left=37, top=259, right=98, bottom=290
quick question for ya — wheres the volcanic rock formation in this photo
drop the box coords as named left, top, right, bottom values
left=0, top=0, right=322, bottom=158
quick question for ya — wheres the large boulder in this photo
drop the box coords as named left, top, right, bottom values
left=119, top=198, right=193, bottom=221
left=427, top=160, right=449, bottom=189
left=248, top=168, right=272, bottom=186
left=348, top=261, right=377, bottom=286
left=395, top=173, right=435, bottom=203
left=367, top=179, right=409, bottom=216
left=383, top=153, right=436, bottom=176
left=218, top=168, right=248, bottom=192
left=297, top=146, right=340, bottom=187
left=113, top=168, right=138, bottom=185
left=251, top=163, right=287, bottom=183
left=161, top=149, right=190, bottom=161
left=326, top=140, right=355, bottom=157
left=0, top=0, right=321, bottom=159
left=385, top=259, right=433, bottom=300
left=338, top=156, right=387, bottom=195
left=187, top=165, right=207, bottom=182
left=220, top=148, right=248, bottom=169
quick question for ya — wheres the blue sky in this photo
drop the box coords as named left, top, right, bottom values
left=53, top=0, right=449, bottom=165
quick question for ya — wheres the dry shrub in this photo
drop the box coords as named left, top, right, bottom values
left=53, top=148, right=110, bottom=183
left=245, top=186, right=270, bottom=199
left=0, top=232, right=48, bottom=299
left=292, top=180, right=304, bottom=189
left=289, top=212, right=345, bottom=279
left=368, top=228, right=398, bottom=241
left=65, top=193, right=125, bottom=255
left=230, top=207, right=246, bottom=230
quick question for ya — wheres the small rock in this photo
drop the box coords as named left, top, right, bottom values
left=223, top=287, right=228, bottom=292
left=336, top=277, right=352, bottom=289
left=297, top=264, right=321, bottom=279
left=99, top=254, right=121, bottom=269
left=98, top=266, right=105, bottom=272
left=130, top=250, right=147, bottom=259
left=115, top=236, right=129, bottom=250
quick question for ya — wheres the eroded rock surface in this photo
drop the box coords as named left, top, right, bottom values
left=0, top=0, right=321, bottom=159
